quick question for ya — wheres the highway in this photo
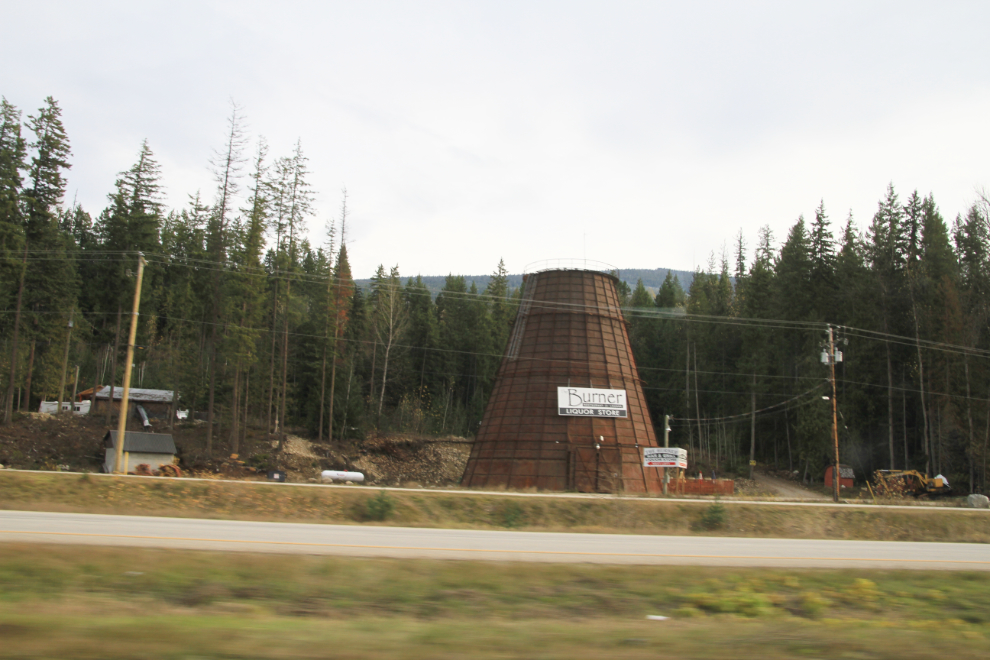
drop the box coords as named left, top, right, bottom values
left=1, top=510, right=988, bottom=569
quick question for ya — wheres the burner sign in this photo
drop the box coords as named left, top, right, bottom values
left=557, top=387, right=628, bottom=418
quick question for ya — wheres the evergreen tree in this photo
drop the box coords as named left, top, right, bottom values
left=809, top=200, right=836, bottom=321
left=0, top=97, right=26, bottom=254
left=224, top=140, right=270, bottom=450
left=327, top=240, right=355, bottom=441
left=205, top=105, right=247, bottom=454
left=0, top=98, right=27, bottom=423
left=21, top=97, right=76, bottom=408
left=867, top=184, right=911, bottom=469
left=370, top=264, right=407, bottom=424
left=403, top=274, right=440, bottom=404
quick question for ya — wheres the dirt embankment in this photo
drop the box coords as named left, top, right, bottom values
left=0, top=412, right=472, bottom=487
left=753, top=470, right=830, bottom=500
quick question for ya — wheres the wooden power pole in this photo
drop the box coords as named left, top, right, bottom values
left=113, top=255, right=145, bottom=474
left=828, top=326, right=841, bottom=503
left=57, top=307, right=74, bottom=414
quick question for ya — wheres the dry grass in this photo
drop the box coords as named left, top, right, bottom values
left=0, top=543, right=989, bottom=658
left=2, top=471, right=989, bottom=542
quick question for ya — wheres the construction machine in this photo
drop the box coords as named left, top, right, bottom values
left=871, top=470, right=952, bottom=498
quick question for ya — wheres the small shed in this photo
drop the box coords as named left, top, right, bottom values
left=103, top=430, right=177, bottom=474
left=824, top=464, right=855, bottom=489
left=91, top=386, right=175, bottom=421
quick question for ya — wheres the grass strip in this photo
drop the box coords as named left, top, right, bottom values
left=0, top=543, right=989, bottom=658
left=2, top=471, right=989, bottom=542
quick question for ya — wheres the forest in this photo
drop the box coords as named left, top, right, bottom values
left=2, top=96, right=990, bottom=494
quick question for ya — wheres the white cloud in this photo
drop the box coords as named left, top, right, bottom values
left=3, top=1, right=988, bottom=278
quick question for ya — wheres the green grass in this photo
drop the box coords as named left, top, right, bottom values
left=2, top=471, right=989, bottom=543
left=0, top=543, right=989, bottom=658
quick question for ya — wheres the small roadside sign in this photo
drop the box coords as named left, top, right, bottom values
left=643, top=447, right=687, bottom=469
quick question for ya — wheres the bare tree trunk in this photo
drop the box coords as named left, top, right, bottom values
left=278, top=280, right=292, bottom=451
left=693, top=343, right=702, bottom=460
left=965, top=357, right=975, bottom=493
left=106, top=307, right=122, bottom=425
left=168, top=337, right=177, bottom=429
left=24, top=339, right=36, bottom=415
left=369, top=341, right=377, bottom=405
left=228, top=365, right=241, bottom=451
left=983, top=395, right=989, bottom=494
left=318, top=342, right=327, bottom=442
left=685, top=341, right=693, bottom=453
left=378, top=341, right=393, bottom=423
left=927, top=371, right=934, bottom=475
left=90, top=345, right=104, bottom=415
left=318, top=270, right=334, bottom=442
left=327, top=331, right=339, bottom=445
left=902, top=381, right=908, bottom=469
left=3, top=241, right=28, bottom=425
left=911, top=305, right=931, bottom=476
left=240, top=369, right=250, bottom=451
left=206, top=322, right=218, bottom=456
left=748, top=374, right=756, bottom=480
left=773, top=416, right=778, bottom=470
left=419, top=350, right=426, bottom=391
left=340, top=359, right=354, bottom=440
left=785, top=404, right=793, bottom=472
left=266, top=280, right=279, bottom=434
left=886, top=343, right=895, bottom=469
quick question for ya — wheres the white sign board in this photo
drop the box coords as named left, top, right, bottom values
left=557, top=387, right=628, bottom=418
left=643, top=447, right=687, bottom=469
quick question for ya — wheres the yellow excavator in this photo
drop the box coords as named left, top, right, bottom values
left=872, top=470, right=952, bottom=498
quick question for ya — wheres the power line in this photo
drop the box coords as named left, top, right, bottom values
left=668, top=382, right=828, bottom=425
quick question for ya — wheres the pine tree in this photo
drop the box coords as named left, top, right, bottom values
left=485, top=258, right=513, bottom=355
left=0, top=98, right=27, bottom=423
left=809, top=200, right=836, bottom=321
left=21, top=97, right=76, bottom=409
left=403, top=274, right=440, bottom=405
left=224, top=140, right=270, bottom=451
left=327, top=236, right=355, bottom=443
left=371, top=264, right=407, bottom=424
left=868, top=184, right=910, bottom=469
left=0, top=97, right=26, bottom=254
left=205, top=104, right=247, bottom=455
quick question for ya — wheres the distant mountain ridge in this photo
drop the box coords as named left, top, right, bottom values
left=355, top=267, right=697, bottom=298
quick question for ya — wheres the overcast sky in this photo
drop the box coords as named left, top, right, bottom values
left=3, top=1, right=989, bottom=279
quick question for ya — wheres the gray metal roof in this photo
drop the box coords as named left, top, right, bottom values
left=103, top=431, right=177, bottom=454
left=95, top=387, right=174, bottom=403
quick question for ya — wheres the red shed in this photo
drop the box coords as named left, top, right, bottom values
left=824, top=464, right=855, bottom=489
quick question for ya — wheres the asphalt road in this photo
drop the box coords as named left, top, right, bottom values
left=2, top=510, right=988, bottom=569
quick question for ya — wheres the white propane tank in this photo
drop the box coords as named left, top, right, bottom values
left=321, top=470, right=365, bottom=483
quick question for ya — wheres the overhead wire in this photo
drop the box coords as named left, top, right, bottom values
left=12, top=249, right=990, bottom=360
left=7, top=249, right=990, bottom=413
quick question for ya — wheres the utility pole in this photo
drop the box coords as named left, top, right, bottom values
left=663, top=414, right=670, bottom=495
left=114, top=254, right=145, bottom=475
left=827, top=326, right=841, bottom=503
left=57, top=307, right=74, bottom=414
left=749, top=373, right=756, bottom=480
left=70, top=365, right=80, bottom=410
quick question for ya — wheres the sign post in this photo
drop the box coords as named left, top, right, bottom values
left=662, top=414, right=670, bottom=495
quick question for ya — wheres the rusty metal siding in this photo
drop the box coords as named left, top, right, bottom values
left=461, top=269, right=665, bottom=493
